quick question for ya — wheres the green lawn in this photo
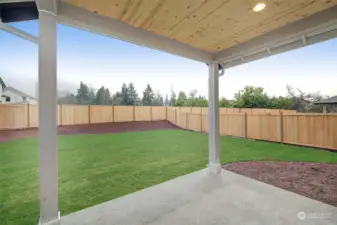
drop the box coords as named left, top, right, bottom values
left=1, top=129, right=336, bottom=225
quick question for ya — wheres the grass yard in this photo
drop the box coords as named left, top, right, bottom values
left=1, top=129, right=337, bottom=225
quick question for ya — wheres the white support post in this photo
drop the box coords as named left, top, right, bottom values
left=38, top=4, right=60, bottom=225
left=208, top=62, right=221, bottom=175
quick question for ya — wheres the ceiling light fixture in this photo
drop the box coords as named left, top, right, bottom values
left=253, top=2, right=266, bottom=12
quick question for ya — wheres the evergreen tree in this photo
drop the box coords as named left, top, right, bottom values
left=142, top=84, right=155, bottom=106
left=76, top=82, right=90, bottom=104
left=127, top=82, right=139, bottom=105
left=105, top=88, right=111, bottom=105
left=121, top=83, right=129, bottom=105
left=164, top=94, right=169, bottom=106
left=95, top=86, right=106, bottom=105
left=153, top=90, right=164, bottom=106
left=88, top=87, right=96, bottom=104
left=170, top=91, right=176, bottom=106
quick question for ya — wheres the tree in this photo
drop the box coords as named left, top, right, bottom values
left=95, top=86, right=106, bottom=105
left=175, top=91, right=187, bottom=106
left=286, top=85, right=325, bottom=112
left=58, top=92, right=78, bottom=104
left=170, top=91, right=176, bottom=106
left=105, top=88, right=111, bottom=105
left=88, top=87, right=96, bottom=104
left=120, top=83, right=129, bottom=105
left=164, top=94, right=169, bottom=106
left=268, top=96, right=292, bottom=109
left=233, top=86, right=269, bottom=108
left=128, top=82, right=139, bottom=105
left=219, top=97, right=232, bottom=107
left=76, top=82, right=90, bottom=104
left=153, top=90, right=164, bottom=106
left=142, top=84, right=155, bottom=106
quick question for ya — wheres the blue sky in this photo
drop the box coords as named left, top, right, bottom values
left=0, top=20, right=336, bottom=99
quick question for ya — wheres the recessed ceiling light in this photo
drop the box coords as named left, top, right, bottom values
left=253, top=2, right=266, bottom=12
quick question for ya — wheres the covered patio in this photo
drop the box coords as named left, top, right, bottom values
left=1, top=0, right=337, bottom=224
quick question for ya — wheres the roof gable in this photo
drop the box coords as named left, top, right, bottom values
left=3, top=86, right=35, bottom=99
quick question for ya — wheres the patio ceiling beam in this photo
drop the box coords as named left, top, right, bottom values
left=0, top=20, right=38, bottom=43
left=215, top=6, right=337, bottom=69
left=56, top=1, right=213, bottom=63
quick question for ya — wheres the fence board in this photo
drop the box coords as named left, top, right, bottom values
left=219, top=108, right=227, bottom=114
left=177, top=112, right=187, bottom=129
left=247, top=114, right=281, bottom=142
left=220, top=113, right=246, bottom=137
left=62, top=105, right=89, bottom=125
left=191, top=107, right=202, bottom=114
left=135, top=106, right=151, bottom=121
left=152, top=106, right=166, bottom=120
left=283, top=114, right=337, bottom=149
left=166, top=107, right=175, bottom=123
left=187, top=113, right=202, bottom=132
left=180, top=107, right=192, bottom=113
left=89, top=105, right=113, bottom=124
left=0, top=105, right=26, bottom=129
left=201, top=114, right=208, bottom=132
left=114, top=106, right=134, bottom=122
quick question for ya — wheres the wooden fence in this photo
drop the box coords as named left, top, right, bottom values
left=3, top=105, right=336, bottom=150
left=169, top=109, right=337, bottom=151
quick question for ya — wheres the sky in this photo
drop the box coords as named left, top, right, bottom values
left=0, top=20, right=336, bottom=99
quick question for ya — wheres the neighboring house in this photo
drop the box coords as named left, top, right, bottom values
left=0, top=77, right=37, bottom=104
left=314, top=96, right=337, bottom=113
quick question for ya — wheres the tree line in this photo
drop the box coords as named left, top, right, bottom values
left=58, top=82, right=329, bottom=112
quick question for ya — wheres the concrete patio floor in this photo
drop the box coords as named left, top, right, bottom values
left=61, top=169, right=337, bottom=225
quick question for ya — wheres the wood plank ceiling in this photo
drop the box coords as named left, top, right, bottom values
left=63, top=0, right=337, bottom=53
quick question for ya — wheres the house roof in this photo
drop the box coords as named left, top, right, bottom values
left=3, top=86, right=35, bottom=99
left=0, top=77, right=6, bottom=90
left=314, top=96, right=337, bottom=104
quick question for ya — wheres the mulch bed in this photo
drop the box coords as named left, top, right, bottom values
left=0, top=120, right=179, bottom=142
left=223, top=161, right=337, bottom=207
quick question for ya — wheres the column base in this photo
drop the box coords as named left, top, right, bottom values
left=208, top=163, right=222, bottom=175
left=38, top=211, right=61, bottom=225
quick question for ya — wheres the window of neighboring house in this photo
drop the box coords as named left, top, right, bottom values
left=23, top=96, right=27, bottom=101
left=6, top=97, right=10, bottom=102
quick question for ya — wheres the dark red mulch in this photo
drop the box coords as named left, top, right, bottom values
left=0, top=120, right=179, bottom=142
left=223, top=161, right=337, bottom=207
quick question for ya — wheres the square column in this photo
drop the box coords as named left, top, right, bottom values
left=208, top=62, right=221, bottom=175
left=38, top=9, right=59, bottom=225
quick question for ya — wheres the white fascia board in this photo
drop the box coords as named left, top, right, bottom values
left=214, top=6, right=337, bottom=68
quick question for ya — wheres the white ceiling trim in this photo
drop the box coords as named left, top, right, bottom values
left=0, top=20, right=38, bottom=43
left=215, top=6, right=337, bottom=68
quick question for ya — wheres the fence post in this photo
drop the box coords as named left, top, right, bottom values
left=27, top=104, right=30, bottom=128
left=88, top=105, right=91, bottom=124
left=150, top=106, right=153, bottom=121
left=244, top=112, right=248, bottom=139
left=186, top=113, right=188, bottom=129
left=165, top=106, right=168, bottom=120
left=60, top=105, right=63, bottom=126
left=175, top=108, right=177, bottom=124
left=112, top=106, right=114, bottom=122
left=200, top=112, right=203, bottom=132
left=280, top=112, right=283, bottom=143
left=133, top=106, right=136, bottom=121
